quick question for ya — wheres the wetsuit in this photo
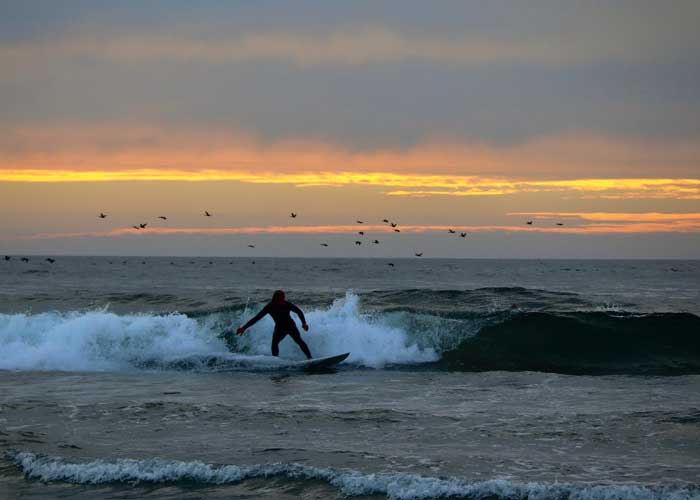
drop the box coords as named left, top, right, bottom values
left=241, top=301, right=312, bottom=359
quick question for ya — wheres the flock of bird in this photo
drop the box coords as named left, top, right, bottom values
left=4, top=211, right=563, bottom=265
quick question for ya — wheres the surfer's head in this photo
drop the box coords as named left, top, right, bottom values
left=272, top=290, right=285, bottom=304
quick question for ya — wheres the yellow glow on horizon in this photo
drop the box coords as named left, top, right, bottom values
left=1, top=169, right=698, bottom=200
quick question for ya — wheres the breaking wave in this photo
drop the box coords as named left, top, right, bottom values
left=7, top=451, right=699, bottom=500
left=1, top=291, right=698, bottom=375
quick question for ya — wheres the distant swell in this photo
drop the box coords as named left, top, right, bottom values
left=1, top=291, right=699, bottom=375
left=441, top=311, right=700, bottom=375
left=7, top=452, right=699, bottom=500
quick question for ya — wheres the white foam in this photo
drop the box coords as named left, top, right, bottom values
left=0, top=292, right=437, bottom=372
left=9, top=452, right=698, bottom=500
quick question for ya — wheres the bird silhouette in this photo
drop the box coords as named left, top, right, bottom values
left=139, top=223, right=147, bottom=229
left=290, top=212, right=297, bottom=218
left=358, top=231, right=364, bottom=235
left=46, top=258, right=55, bottom=263
left=4, top=256, right=10, bottom=261
left=556, top=222, right=564, bottom=226
left=460, top=232, right=467, bottom=238
left=355, top=241, right=362, bottom=245
left=415, top=252, right=423, bottom=257
left=390, top=223, right=397, bottom=227
left=21, top=257, right=29, bottom=262
left=394, top=229, right=401, bottom=233
left=248, top=244, right=255, bottom=248
left=382, top=219, right=389, bottom=223
left=320, top=243, right=329, bottom=247
left=131, top=225, right=140, bottom=230
left=387, top=262, right=395, bottom=267
left=99, top=213, right=107, bottom=219
left=526, top=221, right=533, bottom=225
left=356, top=220, right=364, bottom=224
left=448, top=229, right=456, bottom=234
left=205, top=211, right=212, bottom=217
left=373, top=240, right=379, bottom=244
left=158, top=216, right=168, bottom=220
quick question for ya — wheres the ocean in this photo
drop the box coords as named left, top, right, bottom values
left=1, top=257, right=699, bottom=499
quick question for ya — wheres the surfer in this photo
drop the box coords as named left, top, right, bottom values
left=236, top=290, right=312, bottom=359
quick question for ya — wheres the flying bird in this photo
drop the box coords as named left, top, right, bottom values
left=373, top=240, right=379, bottom=244
left=290, top=212, right=297, bottom=218
left=356, top=220, right=364, bottom=224
left=320, top=243, right=329, bottom=247
left=448, top=229, right=456, bottom=234
left=556, top=223, right=564, bottom=226
left=382, top=219, right=389, bottom=223
left=205, top=211, right=212, bottom=217
left=526, top=221, right=533, bottom=225
left=415, top=252, right=423, bottom=257
left=139, top=223, right=147, bottom=229
left=355, top=241, right=362, bottom=245
left=358, top=231, right=364, bottom=235
left=460, top=232, right=467, bottom=238
left=387, top=262, right=395, bottom=267
left=45, top=258, right=55, bottom=264
left=4, top=256, right=10, bottom=261
left=20, top=257, right=29, bottom=262
left=99, top=213, right=107, bottom=219
left=394, top=229, right=401, bottom=233
left=158, top=216, right=168, bottom=220
left=390, top=223, right=397, bottom=228
left=131, top=225, right=140, bottom=230
left=248, top=244, right=255, bottom=248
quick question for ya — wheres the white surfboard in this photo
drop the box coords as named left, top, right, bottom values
left=294, top=352, right=350, bottom=370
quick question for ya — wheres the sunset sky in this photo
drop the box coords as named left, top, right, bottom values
left=1, top=1, right=699, bottom=258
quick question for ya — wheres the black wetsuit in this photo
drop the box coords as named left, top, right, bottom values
left=242, top=301, right=312, bottom=359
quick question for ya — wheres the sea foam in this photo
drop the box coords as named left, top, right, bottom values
left=8, top=451, right=699, bottom=500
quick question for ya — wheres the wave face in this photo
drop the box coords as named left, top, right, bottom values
left=1, top=291, right=699, bottom=375
left=7, top=451, right=699, bottom=500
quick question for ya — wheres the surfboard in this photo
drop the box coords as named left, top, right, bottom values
left=296, top=352, right=350, bottom=371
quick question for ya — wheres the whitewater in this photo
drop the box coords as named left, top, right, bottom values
left=1, top=257, right=699, bottom=499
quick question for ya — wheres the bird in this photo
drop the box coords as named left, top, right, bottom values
left=158, top=216, right=167, bottom=220
left=358, top=231, right=364, bottom=235
left=131, top=225, right=141, bottom=230
left=394, top=229, right=401, bottom=233
left=290, top=212, right=297, bottom=218
left=415, top=252, right=423, bottom=257
left=387, top=262, right=395, bottom=267
left=21, top=257, right=29, bottom=262
left=139, top=223, right=147, bottom=229
left=390, top=223, right=397, bottom=228
left=556, top=222, right=564, bottom=226
left=4, top=256, right=10, bottom=261
left=320, top=243, right=329, bottom=247
left=448, top=229, right=456, bottom=234
left=373, top=240, right=379, bottom=244
left=460, top=232, right=467, bottom=238
left=99, top=213, right=107, bottom=219
left=205, top=211, right=212, bottom=217
left=46, top=258, right=55, bottom=264
left=355, top=241, right=362, bottom=245
left=526, top=221, right=533, bottom=225
left=248, top=244, right=255, bottom=248
left=356, top=220, right=364, bottom=224
left=382, top=219, right=389, bottom=223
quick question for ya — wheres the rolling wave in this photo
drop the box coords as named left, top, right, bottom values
left=1, top=291, right=698, bottom=375
left=7, top=451, right=699, bottom=500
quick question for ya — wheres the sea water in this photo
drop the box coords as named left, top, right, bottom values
left=1, top=257, right=699, bottom=499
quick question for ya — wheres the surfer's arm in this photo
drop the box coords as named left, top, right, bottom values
left=238, top=304, right=269, bottom=334
left=289, top=302, right=308, bottom=330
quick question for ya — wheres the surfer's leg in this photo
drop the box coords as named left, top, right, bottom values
left=271, top=329, right=287, bottom=357
left=288, top=326, right=312, bottom=359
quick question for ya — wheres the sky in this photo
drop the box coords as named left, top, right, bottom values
left=1, top=0, right=699, bottom=258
